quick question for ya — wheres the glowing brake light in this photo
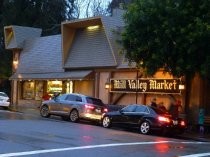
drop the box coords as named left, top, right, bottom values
left=158, top=116, right=170, bottom=123
left=85, top=104, right=95, bottom=110
left=103, top=108, right=108, bottom=112
left=180, top=120, right=186, bottom=126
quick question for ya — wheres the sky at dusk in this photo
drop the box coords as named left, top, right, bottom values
left=78, top=0, right=112, bottom=18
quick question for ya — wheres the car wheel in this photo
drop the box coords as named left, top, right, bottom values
left=140, top=121, right=150, bottom=134
left=102, top=116, right=111, bottom=128
left=69, top=109, right=79, bottom=122
left=40, top=105, right=50, bottom=118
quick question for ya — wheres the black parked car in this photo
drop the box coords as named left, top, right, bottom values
left=40, top=93, right=108, bottom=122
left=102, top=104, right=186, bottom=135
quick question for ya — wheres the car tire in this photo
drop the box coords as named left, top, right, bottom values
left=102, top=116, right=111, bottom=128
left=40, top=105, right=50, bottom=118
left=140, top=121, right=150, bottom=134
left=69, top=109, right=79, bottom=122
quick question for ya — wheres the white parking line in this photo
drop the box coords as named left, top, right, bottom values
left=180, top=153, right=210, bottom=157
left=0, top=141, right=209, bottom=157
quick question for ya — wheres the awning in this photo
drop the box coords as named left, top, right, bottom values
left=9, top=71, right=93, bottom=80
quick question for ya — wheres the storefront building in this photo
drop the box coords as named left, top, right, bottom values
left=4, top=9, right=210, bottom=124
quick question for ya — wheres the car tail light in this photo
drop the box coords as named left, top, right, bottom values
left=103, top=108, right=108, bottom=112
left=180, top=120, right=186, bottom=126
left=158, top=116, right=170, bottom=123
left=85, top=104, right=95, bottom=110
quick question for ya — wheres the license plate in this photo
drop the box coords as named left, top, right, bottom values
left=95, top=109, right=101, bottom=113
left=173, top=120, right=178, bottom=125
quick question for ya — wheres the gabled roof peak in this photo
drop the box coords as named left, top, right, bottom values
left=4, top=25, right=42, bottom=50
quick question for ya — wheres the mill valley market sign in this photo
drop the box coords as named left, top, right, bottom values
left=110, top=78, right=182, bottom=94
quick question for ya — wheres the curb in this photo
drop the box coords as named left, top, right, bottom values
left=177, top=134, right=210, bottom=142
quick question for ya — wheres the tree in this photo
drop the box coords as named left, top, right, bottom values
left=74, top=0, right=109, bottom=18
left=0, top=0, right=12, bottom=79
left=107, top=0, right=133, bottom=14
left=0, top=0, right=78, bottom=76
left=1, top=0, right=77, bottom=35
left=122, top=0, right=210, bottom=78
left=0, top=0, right=78, bottom=95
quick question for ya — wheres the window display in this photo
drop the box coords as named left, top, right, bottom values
left=47, top=81, right=62, bottom=94
left=21, top=80, right=74, bottom=100
left=23, top=81, right=35, bottom=99
left=35, top=81, right=44, bottom=100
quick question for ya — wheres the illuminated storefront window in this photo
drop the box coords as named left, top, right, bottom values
left=35, top=81, right=44, bottom=100
left=47, top=81, right=63, bottom=94
left=23, top=81, right=35, bottom=99
left=66, top=81, right=73, bottom=93
left=21, top=80, right=74, bottom=100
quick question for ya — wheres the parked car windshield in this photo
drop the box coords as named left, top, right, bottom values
left=56, top=94, right=67, bottom=101
left=86, top=97, right=104, bottom=106
left=0, top=92, right=8, bottom=97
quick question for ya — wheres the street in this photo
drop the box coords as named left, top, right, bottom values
left=0, top=109, right=210, bottom=157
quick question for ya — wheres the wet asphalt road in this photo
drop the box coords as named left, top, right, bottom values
left=0, top=109, right=210, bottom=157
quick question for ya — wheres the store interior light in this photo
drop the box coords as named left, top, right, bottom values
left=52, top=80, right=61, bottom=85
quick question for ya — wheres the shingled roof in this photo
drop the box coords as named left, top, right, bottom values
left=10, top=70, right=92, bottom=80
left=16, top=35, right=63, bottom=74
left=64, top=26, right=117, bottom=69
left=4, top=25, right=41, bottom=49
left=8, top=9, right=131, bottom=81
left=63, top=9, right=126, bottom=69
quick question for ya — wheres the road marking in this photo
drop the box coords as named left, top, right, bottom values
left=0, top=141, right=209, bottom=157
left=180, top=153, right=210, bottom=157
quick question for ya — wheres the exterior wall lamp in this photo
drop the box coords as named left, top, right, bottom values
left=105, top=79, right=110, bottom=89
left=13, top=60, right=18, bottom=71
left=13, top=60, right=18, bottom=65
left=179, top=84, right=185, bottom=90
left=13, top=51, right=19, bottom=72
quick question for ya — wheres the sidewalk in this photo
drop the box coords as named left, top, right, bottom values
left=9, top=105, right=40, bottom=116
left=8, top=106, right=210, bottom=142
left=177, top=130, right=210, bottom=142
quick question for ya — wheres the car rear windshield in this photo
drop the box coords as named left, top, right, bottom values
left=86, top=97, right=104, bottom=106
left=151, top=107, right=168, bottom=115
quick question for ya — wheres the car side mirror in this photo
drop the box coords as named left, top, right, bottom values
left=53, top=96, right=57, bottom=101
left=53, top=94, right=59, bottom=102
left=119, top=109, right=124, bottom=114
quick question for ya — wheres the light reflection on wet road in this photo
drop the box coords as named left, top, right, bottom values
left=1, top=109, right=210, bottom=157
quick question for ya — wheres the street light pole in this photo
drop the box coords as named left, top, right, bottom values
left=136, top=70, right=138, bottom=104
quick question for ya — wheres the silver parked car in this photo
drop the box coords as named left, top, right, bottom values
left=0, top=92, right=10, bottom=109
left=40, top=93, right=108, bottom=122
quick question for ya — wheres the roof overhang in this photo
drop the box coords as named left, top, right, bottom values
left=9, top=71, right=93, bottom=80
left=62, top=17, right=102, bottom=28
